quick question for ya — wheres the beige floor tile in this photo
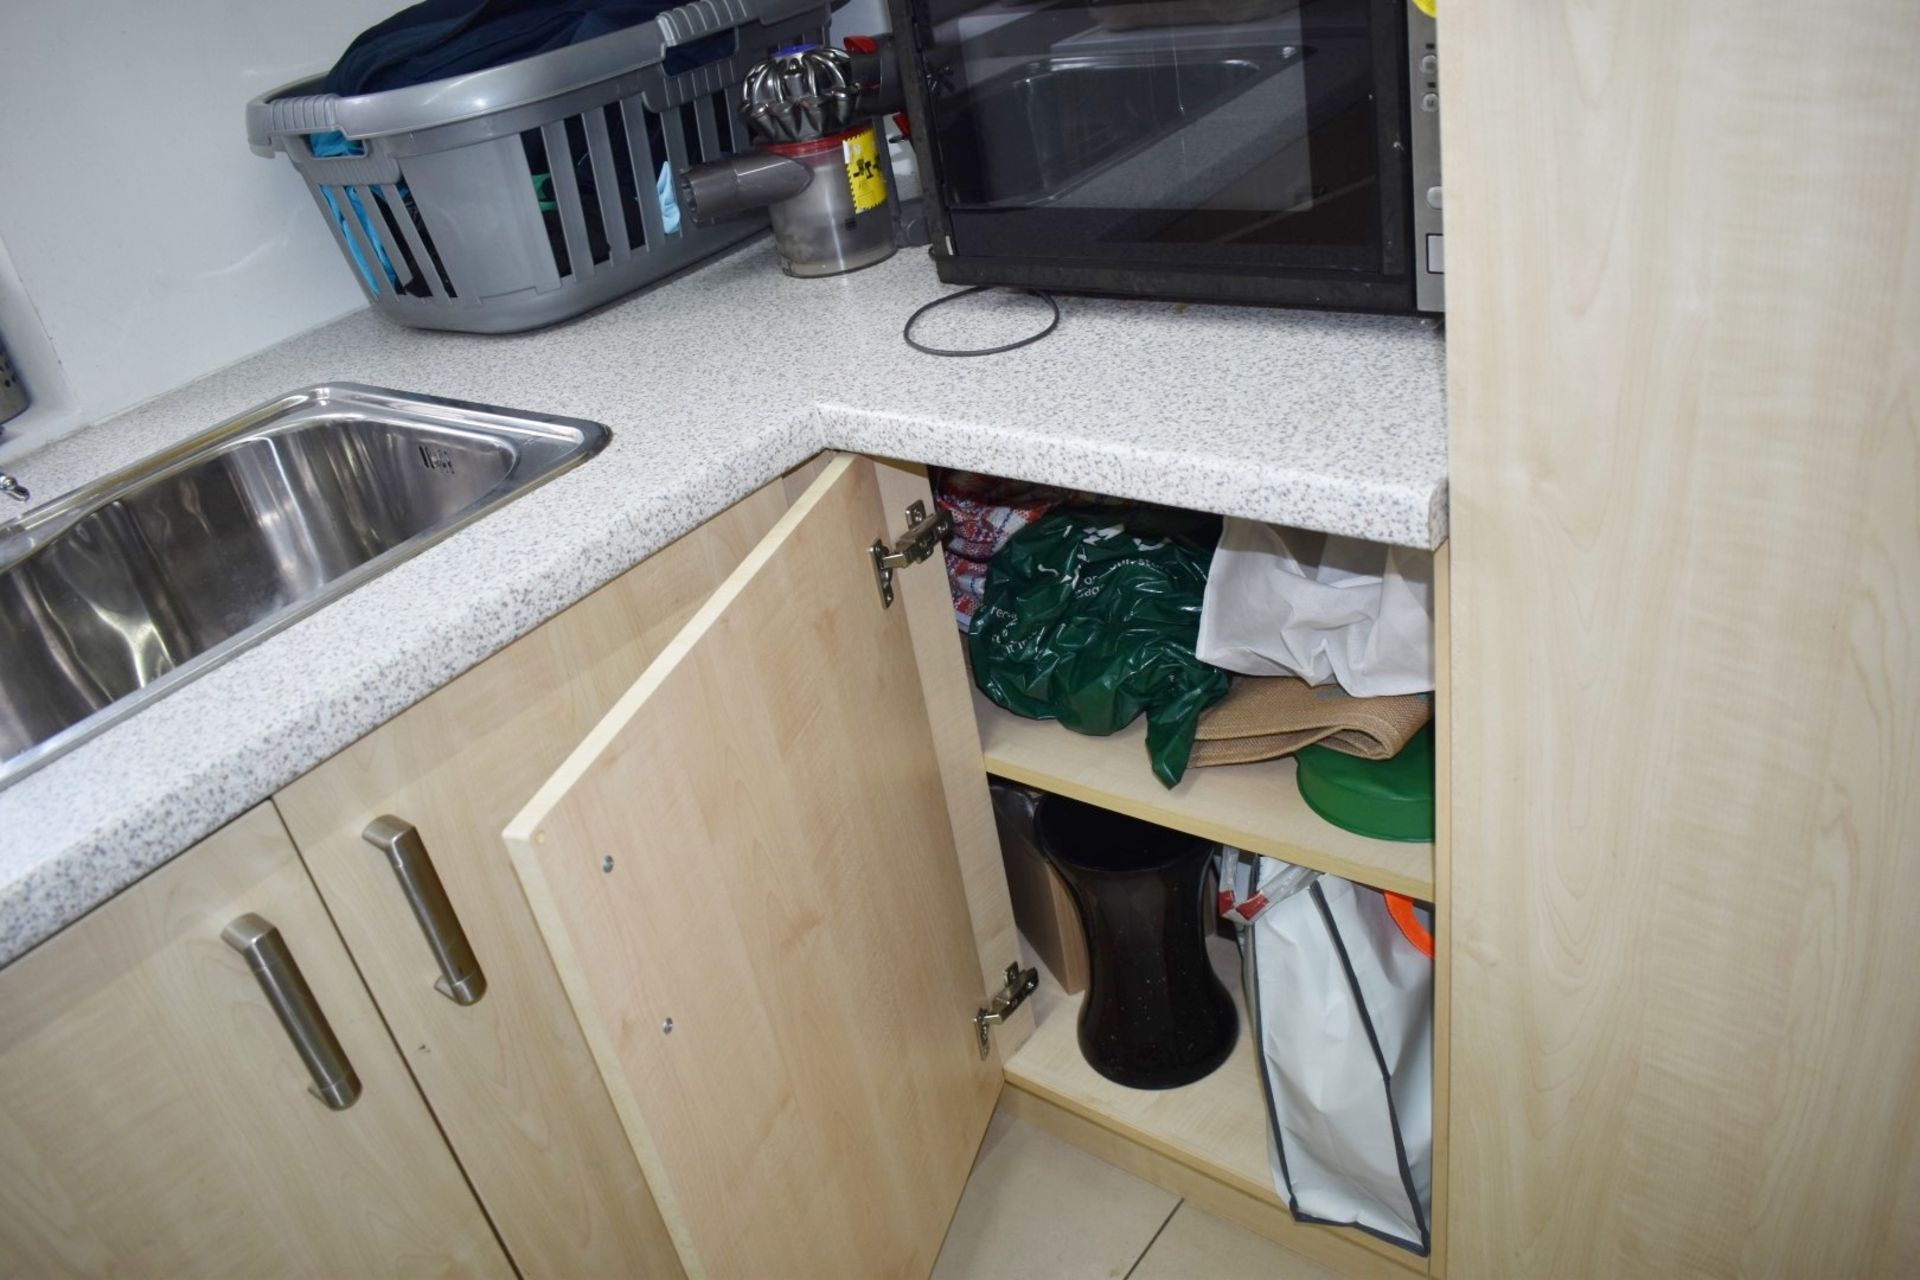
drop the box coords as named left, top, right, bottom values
left=1126, top=1203, right=1350, bottom=1280
left=932, top=1109, right=1178, bottom=1280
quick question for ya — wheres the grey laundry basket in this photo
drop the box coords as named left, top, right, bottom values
left=247, top=0, right=828, bottom=333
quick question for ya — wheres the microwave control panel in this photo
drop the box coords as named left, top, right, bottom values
left=1408, top=5, right=1444, bottom=312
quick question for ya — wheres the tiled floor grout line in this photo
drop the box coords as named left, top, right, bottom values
left=1120, top=1199, right=1185, bottom=1280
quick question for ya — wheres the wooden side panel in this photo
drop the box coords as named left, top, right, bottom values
left=874, top=457, right=1034, bottom=1055
left=1443, top=3, right=1920, bottom=1275
left=1428, top=541, right=1449, bottom=1278
left=506, top=455, right=1003, bottom=1280
left=0, top=805, right=508, bottom=1279
left=781, top=449, right=833, bottom=505
left=274, top=481, right=793, bottom=1278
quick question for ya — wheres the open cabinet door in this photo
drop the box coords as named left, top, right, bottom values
left=505, top=454, right=1004, bottom=1280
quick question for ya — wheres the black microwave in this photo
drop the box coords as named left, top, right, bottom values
left=885, top=0, right=1443, bottom=313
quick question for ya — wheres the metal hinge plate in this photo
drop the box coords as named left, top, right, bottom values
left=974, top=961, right=1039, bottom=1057
left=870, top=500, right=952, bottom=608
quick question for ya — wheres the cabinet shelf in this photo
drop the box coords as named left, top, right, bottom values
left=1002, top=944, right=1425, bottom=1276
left=972, top=690, right=1434, bottom=900
left=1004, top=953, right=1274, bottom=1205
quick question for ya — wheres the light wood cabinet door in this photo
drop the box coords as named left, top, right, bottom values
left=506, top=454, right=1006, bottom=1280
left=273, top=479, right=795, bottom=1279
left=1443, top=0, right=1920, bottom=1275
left=0, top=803, right=508, bottom=1279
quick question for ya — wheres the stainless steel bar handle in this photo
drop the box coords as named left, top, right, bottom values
left=361, top=816, right=488, bottom=1006
left=222, top=913, right=362, bottom=1111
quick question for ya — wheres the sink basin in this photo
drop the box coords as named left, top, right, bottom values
left=0, top=385, right=609, bottom=787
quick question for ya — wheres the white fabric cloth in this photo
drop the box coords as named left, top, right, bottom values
left=1197, top=520, right=1434, bottom=696
left=1220, top=852, right=1434, bottom=1254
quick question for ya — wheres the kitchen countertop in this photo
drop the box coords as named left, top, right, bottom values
left=0, top=240, right=1446, bottom=964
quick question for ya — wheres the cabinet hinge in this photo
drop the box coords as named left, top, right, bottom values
left=974, top=961, right=1039, bottom=1058
left=870, top=500, right=952, bottom=608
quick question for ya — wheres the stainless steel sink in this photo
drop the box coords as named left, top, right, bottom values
left=0, top=385, right=609, bottom=787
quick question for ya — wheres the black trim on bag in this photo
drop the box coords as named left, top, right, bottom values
left=1244, top=885, right=1428, bottom=1256
left=1242, top=919, right=1307, bottom=1221
left=1310, top=881, right=1432, bottom=1257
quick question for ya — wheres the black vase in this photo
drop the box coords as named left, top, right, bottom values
left=1034, top=795, right=1238, bottom=1089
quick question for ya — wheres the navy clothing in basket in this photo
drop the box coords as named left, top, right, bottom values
left=325, top=0, right=722, bottom=96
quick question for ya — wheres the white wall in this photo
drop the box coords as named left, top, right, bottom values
left=0, top=0, right=400, bottom=460
left=0, top=0, right=897, bottom=462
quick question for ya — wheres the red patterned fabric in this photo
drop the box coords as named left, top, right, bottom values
left=932, top=470, right=1075, bottom=631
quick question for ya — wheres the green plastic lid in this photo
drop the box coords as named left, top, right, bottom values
left=1295, top=724, right=1436, bottom=843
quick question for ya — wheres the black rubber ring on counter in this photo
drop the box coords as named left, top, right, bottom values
left=903, top=286, right=1061, bottom=357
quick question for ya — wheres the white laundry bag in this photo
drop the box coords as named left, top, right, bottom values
left=1196, top=519, right=1434, bottom=696
left=1218, top=850, right=1434, bottom=1255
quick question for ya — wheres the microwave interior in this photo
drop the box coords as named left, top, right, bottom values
left=892, top=0, right=1425, bottom=311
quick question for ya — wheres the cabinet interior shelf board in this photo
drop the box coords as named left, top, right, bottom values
left=972, top=691, right=1434, bottom=900
left=1002, top=953, right=1425, bottom=1276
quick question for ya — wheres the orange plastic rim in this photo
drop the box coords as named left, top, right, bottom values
left=1384, top=892, right=1434, bottom=958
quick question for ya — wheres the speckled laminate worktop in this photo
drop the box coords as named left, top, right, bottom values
left=0, top=240, right=1445, bottom=964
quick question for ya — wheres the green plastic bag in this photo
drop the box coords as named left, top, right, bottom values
left=969, top=507, right=1230, bottom=788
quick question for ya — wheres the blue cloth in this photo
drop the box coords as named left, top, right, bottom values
left=657, top=161, right=680, bottom=235
left=309, top=132, right=402, bottom=292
